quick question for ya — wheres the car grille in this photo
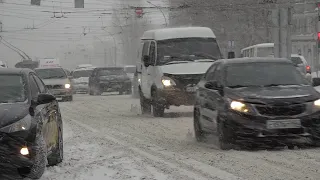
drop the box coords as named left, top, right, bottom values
left=165, top=74, right=203, bottom=89
left=46, top=85, right=64, bottom=89
left=255, top=104, right=306, bottom=116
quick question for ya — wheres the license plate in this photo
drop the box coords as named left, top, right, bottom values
left=56, top=97, right=62, bottom=101
left=266, top=119, right=301, bottom=129
left=186, top=87, right=196, bottom=92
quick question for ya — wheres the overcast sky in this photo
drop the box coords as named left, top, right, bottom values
left=0, top=0, right=169, bottom=68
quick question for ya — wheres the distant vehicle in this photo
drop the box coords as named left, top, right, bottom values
left=138, top=27, right=222, bottom=117
left=0, top=61, right=8, bottom=68
left=0, top=68, right=63, bottom=179
left=39, top=58, right=60, bottom=68
left=70, top=68, right=93, bottom=94
left=240, top=44, right=312, bottom=81
left=15, top=60, right=39, bottom=70
left=76, top=64, right=94, bottom=69
left=35, top=67, right=73, bottom=101
left=194, top=58, right=320, bottom=150
left=89, top=67, right=132, bottom=95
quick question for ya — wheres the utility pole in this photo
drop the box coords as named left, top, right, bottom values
left=104, top=48, right=107, bottom=66
left=272, top=9, right=280, bottom=58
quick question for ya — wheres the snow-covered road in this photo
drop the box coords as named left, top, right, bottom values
left=40, top=94, right=320, bottom=180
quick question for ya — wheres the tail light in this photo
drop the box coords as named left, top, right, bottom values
left=306, top=66, right=311, bottom=74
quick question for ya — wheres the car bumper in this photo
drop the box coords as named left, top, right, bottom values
left=49, top=88, right=73, bottom=99
left=0, top=131, right=37, bottom=176
left=222, top=110, right=320, bottom=141
left=158, top=88, right=196, bottom=106
left=99, top=81, right=132, bottom=91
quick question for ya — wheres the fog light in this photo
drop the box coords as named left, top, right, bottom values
left=20, top=147, right=29, bottom=155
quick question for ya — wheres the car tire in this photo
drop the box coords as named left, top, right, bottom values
left=140, top=89, right=151, bottom=114
left=194, top=108, right=205, bottom=142
left=217, top=119, right=233, bottom=150
left=48, top=123, right=63, bottom=166
left=25, top=135, right=47, bottom=179
left=151, top=90, right=165, bottom=117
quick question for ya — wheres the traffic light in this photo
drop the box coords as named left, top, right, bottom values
left=31, top=0, right=40, bottom=6
left=75, top=0, right=84, bottom=8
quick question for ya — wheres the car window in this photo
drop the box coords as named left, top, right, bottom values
left=141, top=41, right=150, bottom=62
left=205, top=63, right=218, bottom=81
left=0, top=74, right=27, bottom=103
left=149, top=41, right=156, bottom=65
left=29, top=74, right=40, bottom=99
left=35, top=68, right=67, bottom=79
left=32, top=74, right=46, bottom=93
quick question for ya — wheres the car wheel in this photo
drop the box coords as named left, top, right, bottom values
left=24, top=135, right=47, bottom=179
left=48, top=123, right=63, bottom=166
left=151, top=90, right=165, bottom=117
left=140, top=89, right=151, bottom=114
left=217, top=119, right=233, bottom=150
left=194, top=108, right=205, bottom=142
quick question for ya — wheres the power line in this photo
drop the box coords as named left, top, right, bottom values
left=0, top=36, right=31, bottom=60
left=0, top=36, right=27, bottom=60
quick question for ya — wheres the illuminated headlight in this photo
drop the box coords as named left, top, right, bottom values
left=65, top=84, right=71, bottom=89
left=314, top=99, right=320, bottom=106
left=161, top=76, right=176, bottom=87
left=230, top=101, right=249, bottom=113
left=0, top=115, right=32, bottom=133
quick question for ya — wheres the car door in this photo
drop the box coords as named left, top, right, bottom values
left=198, top=63, right=218, bottom=131
left=147, top=41, right=157, bottom=93
left=89, top=69, right=98, bottom=87
left=140, top=41, right=151, bottom=98
left=31, top=73, right=57, bottom=152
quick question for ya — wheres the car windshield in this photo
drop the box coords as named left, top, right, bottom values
left=225, top=62, right=309, bottom=87
left=0, top=75, right=27, bottom=103
left=72, top=70, right=93, bottom=78
left=156, top=38, right=222, bottom=65
left=291, top=56, right=304, bottom=65
left=98, top=69, right=126, bottom=76
left=35, top=68, right=67, bottom=79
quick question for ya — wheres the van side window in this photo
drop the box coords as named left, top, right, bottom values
left=149, top=42, right=156, bottom=65
left=141, top=41, right=150, bottom=61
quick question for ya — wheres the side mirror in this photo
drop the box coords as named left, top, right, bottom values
left=143, top=55, right=150, bottom=67
left=312, top=78, right=320, bottom=87
left=205, top=81, right=220, bottom=90
left=37, top=93, right=56, bottom=105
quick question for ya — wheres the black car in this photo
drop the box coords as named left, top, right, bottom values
left=194, top=58, right=320, bottom=150
left=89, top=67, right=132, bottom=95
left=0, top=68, right=63, bottom=179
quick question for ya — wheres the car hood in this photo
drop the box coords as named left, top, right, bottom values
left=0, top=103, right=29, bottom=128
left=225, top=85, right=320, bottom=105
left=160, top=61, right=213, bottom=75
left=42, top=78, right=70, bottom=85
left=99, top=75, right=130, bottom=81
left=72, top=77, right=89, bottom=84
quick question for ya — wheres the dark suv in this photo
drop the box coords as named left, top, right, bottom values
left=194, top=58, right=320, bottom=150
left=89, top=67, right=132, bottom=95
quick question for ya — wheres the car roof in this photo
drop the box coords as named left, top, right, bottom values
left=94, top=67, right=123, bottom=70
left=0, top=68, right=33, bottom=75
left=141, top=27, right=216, bottom=40
left=35, top=67, right=63, bottom=70
left=217, top=58, right=292, bottom=65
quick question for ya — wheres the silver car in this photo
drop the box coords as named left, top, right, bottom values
left=35, top=67, right=73, bottom=101
left=70, top=68, right=93, bottom=94
left=291, top=54, right=312, bottom=82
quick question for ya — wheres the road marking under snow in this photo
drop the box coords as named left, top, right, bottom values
left=66, top=117, right=242, bottom=180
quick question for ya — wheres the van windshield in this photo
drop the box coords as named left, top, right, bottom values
left=156, top=38, right=222, bottom=65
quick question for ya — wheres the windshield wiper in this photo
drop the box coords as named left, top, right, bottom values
left=191, top=52, right=218, bottom=60
left=163, top=60, right=193, bottom=65
left=45, top=76, right=65, bottom=79
left=228, top=85, right=249, bottom=89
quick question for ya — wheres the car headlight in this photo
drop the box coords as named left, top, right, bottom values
left=230, top=101, right=249, bottom=113
left=161, top=76, right=176, bottom=87
left=0, top=115, right=32, bottom=133
left=65, top=84, right=71, bottom=89
left=314, top=99, right=320, bottom=106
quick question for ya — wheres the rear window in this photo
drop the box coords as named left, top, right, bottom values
left=35, top=68, right=67, bottom=79
left=0, top=75, right=27, bottom=103
left=72, top=70, right=93, bottom=78
left=291, top=57, right=303, bottom=65
left=98, top=69, right=126, bottom=76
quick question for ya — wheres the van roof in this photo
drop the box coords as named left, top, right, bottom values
left=241, top=43, right=274, bottom=51
left=141, top=27, right=216, bottom=41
